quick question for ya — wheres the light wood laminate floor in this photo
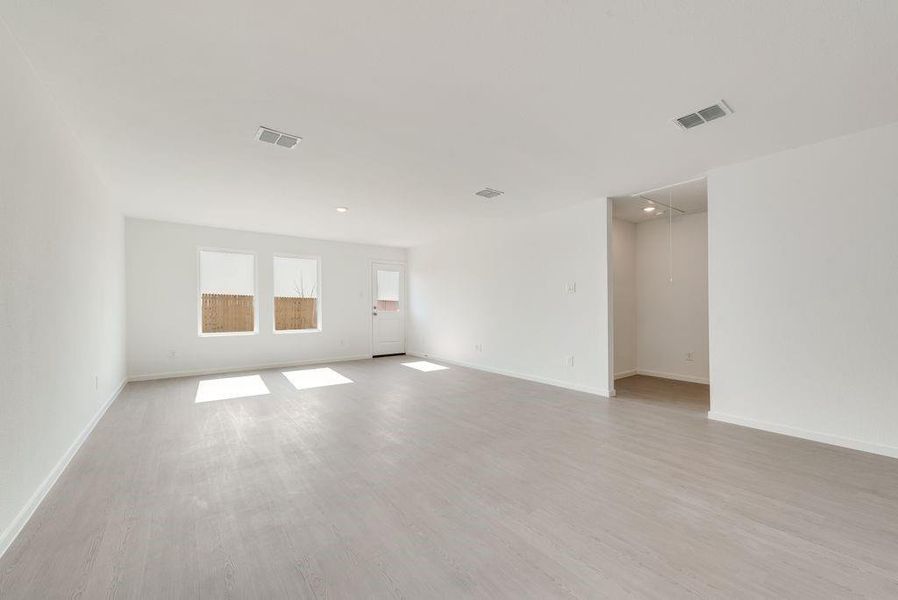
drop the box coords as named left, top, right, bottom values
left=614, top=374, right=710, bottom=412
left=2, top=357, right=897, bottom=598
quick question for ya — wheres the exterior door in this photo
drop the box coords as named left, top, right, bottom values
left=371, top=262, right=405, bottom=356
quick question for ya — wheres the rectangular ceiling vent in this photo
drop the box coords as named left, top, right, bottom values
left=474, top=187, right=504, bottom=199
left=256, top=126, right=302, bottom=149
left=673, top=100, right=733, bottom=130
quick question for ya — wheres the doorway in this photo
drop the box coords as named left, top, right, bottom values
left=610, top=178, right=710, bottom=410
left=371, top=261, right=406, bottom=356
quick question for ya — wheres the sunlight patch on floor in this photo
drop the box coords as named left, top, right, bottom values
left=195, top=374, right=270, bottom=403
left=402, top=361, right=449, bottom=372
left=282, top=367, right=354, bottom=390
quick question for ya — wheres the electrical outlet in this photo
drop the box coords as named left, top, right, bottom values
left=685, top=352, right=694, bottom=362
left=474, top=343, right=483, bottom=352
left=566, top=282, right=577, bottom=294
left=565, top=355, right=575, bottom=368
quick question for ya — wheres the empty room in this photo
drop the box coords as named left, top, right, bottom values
left=2, top=2, right=898, bottom=598
left=612, top=179, right=710, bottom=411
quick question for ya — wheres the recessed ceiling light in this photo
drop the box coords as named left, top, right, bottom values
left=643, top=206, right=656, bottom=213
left=336, top=207, right=348, bottom=213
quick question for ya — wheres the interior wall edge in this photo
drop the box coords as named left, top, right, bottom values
left=128, top=353, right=373, bottom=382
left=708, top=412, right=898, bottom=460
left=614, top=369, right=709, bottom=385
left=407, top=197, right=611, bottom=397
left=634, top=212, right=709, bottom=383
left=1, top=19, right=128, bottom=560
left=633, top=369, right=710, bottom=385
left=0, top=378, right=128, bottom=560
left=125, top=217, right=406, bottom=379
left=707, top=121, right=898, bottom=457
left=406, top=352, right=613, bottom=398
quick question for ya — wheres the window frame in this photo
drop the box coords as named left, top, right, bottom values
left=196, top=247, right=259, bottom=337
left=272, top=253, right=322, bottom=334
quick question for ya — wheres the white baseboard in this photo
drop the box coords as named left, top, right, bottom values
left=614, top=369, right=637, bottom=380
left=407, top=352, right=612, bottom=397
left=634, top=369, right=710, bottom=385
left=0, top=378, right=128, bottom=560
left=128, top=354, right=373, bottom=382
left=708, top=411, right=898, bottom=459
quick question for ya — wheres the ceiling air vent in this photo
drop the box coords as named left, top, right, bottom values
left=676, top=113, right=705, bottom=129
left=474, top=187, right=504, bottom=199
left=673, top=100, right=733, bottom=130
left=256, top=126, right=302, bottom=149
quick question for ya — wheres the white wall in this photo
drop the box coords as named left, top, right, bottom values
left=612, top=218, right=637, bottom=377
left=407, top=198, right=612, bottom=396
left=126, top=219, right=405, bottom=379
left=0, top=23, right=126, bottom=556
left=708, top=121, right=898, bottom=458
left=636, top=212, right=709, bottom=383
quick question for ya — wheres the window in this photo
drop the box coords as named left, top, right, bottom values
left=273, top=256, right=320, bottom=331
left=199, top=250, right=256, bottom=335
left=376, top=269, right=400, bottom=312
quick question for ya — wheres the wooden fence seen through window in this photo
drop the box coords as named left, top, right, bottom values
left=202, top=293, right=254, bottom=333
left=275, top=297, right=318, bottom=331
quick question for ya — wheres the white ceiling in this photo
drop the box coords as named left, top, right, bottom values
left=3, top=1, right=898, bottom=247
left=613, top=178, right=707, bottom=224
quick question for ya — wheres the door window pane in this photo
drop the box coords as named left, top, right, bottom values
left=376, top=270, right=400, bottom=312
left=274, top=256, right=320, bottom=331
